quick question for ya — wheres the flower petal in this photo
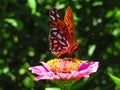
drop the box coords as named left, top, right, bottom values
left=57, top=73, right=71, bottom=79
left=79, top=61, right=89, bottom=70
left=41, top=62, right=51, bottom=71
left=78, top=62, right=99, bottom=78
left=34, top=71, right=58, bottom=80
left=28, top=62, right=51, bottom=75
left=79, top=61, right=99, bottom=72
left=35, top=75, right=53, bottom=80
left=29, top=66, right=48, bottom=74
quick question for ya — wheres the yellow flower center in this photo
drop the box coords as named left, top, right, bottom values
left=47, top=57, right=81, bottom=73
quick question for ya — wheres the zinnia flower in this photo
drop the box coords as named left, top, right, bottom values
left=29, top=57, right=99, bottom=81
left=29, top=57, right=99, bottom=90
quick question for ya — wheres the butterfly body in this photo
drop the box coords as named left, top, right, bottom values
left=49, top=7, right=78, bottom=57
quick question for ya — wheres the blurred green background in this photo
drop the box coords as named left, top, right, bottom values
left=0, top=0, right=120, bottom=90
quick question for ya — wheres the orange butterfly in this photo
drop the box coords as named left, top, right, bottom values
left=49, top=6, right=78, bottom=57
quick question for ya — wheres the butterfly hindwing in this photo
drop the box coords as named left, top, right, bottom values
left=49, top=7, right=70, bottom=56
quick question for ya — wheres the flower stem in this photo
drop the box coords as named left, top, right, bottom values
left=53, top=79, right=78, bottom=90
left=61, top=86, right=70, bottom=90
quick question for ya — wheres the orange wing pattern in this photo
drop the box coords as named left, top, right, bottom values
left=49, top=6, right=78, bottom=57
left=64, top=7, right=76, bottom=44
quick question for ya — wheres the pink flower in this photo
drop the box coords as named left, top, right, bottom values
left=28, top=57, right=99, bottom=81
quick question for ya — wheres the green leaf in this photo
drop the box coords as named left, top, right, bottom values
left=56, top=3, right=65, bottom=9
left=88, top=44, right=96, bottom=56
left=45, top=87, right=61, bottom=90
left=108, top=73, right=120, bottom=87
left=92, top=1, right=103, bottom=6
left=28, top=0, right=36, bottom=14
left=105, top=11, right=113, bottom=18
left=23, top=77, right=34, bottom=88
left=28, top=46, right=35, bottom=57
left=4, top=18, right=24, bottom=30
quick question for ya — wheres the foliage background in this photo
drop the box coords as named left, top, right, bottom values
left=0, top=0, right=120, bottom=90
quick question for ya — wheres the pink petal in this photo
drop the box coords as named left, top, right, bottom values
left=78, top=62, right=99, bottom=78
left=69, top=62, right=99, bottom=79
left=79, top=61, right=99, bottom=73
left=28, top=62, right=51, bottom=75
left=57, top=73, right=71, bottom=79
left=34, top=72, right=56, bottom=80
left=35, top=75, right=53, bottom=81
left=41, top=62, right=50, bottom=71
left=79, top=61, right=89, bottom=70
left=29, top=66, right=47, bottom=73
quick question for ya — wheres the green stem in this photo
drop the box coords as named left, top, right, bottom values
left=52, top=79, right=78, bottom=90
left=61, top=86, right=70, bottom=90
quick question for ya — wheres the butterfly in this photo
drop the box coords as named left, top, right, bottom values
left=49, top=6, right=79, bottom=57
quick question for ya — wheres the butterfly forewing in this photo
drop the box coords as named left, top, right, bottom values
left=64, top=7, right=76, bottom=44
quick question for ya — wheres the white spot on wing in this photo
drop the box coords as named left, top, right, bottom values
left=57, top=47, right=61, bottom=50
left=57, top=34, right=62, bottom=39
left=50, top=15, right=55, bottom=21
left=56, top=14, right=60, bottom=18
left=51, top=28, right=57, bottom=31
left=63, top=36, right=66, bottom=41
left=51, top=10, right=55, bottom=14
left=53, top=32, right=57, bottom=35
left=59, top=40, right=66, bottom=46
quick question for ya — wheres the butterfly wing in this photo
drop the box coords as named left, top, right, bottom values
left=64, top=7, right=76, bottom=44
left=49, top=7, right=78, bottom=57
left=49, top=7, right=70, bottom=57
